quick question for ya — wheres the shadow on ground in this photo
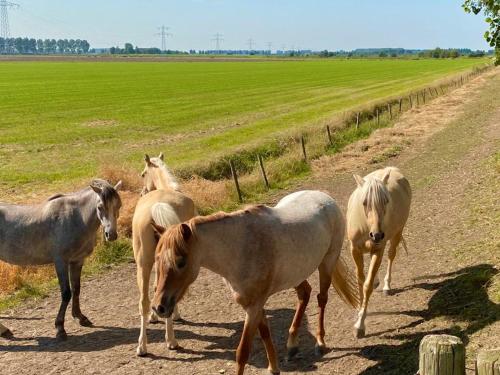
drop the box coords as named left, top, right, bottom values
left=0, top=307, right=323, bottom=372
left=353, top=264, right=499, bottom=375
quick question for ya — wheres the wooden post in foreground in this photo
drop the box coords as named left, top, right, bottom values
left=376, top=108, right=380, bottom=125
left=301, top=136, right=307, bottom=161
left=409, top=95, right=413, bottom=108
left=419, top=335, right=465, bottom=375
left=388, top=103, right=392, bottom=120
left=229, top=160, right=243, bottom=203
left=257, top=155, right=270, bottom=190
left=326, top=125, right=333, bottom=145
left=475, top=348, right=500, bottom=375
left=356, top=112, right=360, bottom=129
left=399, top=98, right=402, bottom=113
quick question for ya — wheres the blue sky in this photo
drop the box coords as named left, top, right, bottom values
left=9, top=0, right=490, bottom=50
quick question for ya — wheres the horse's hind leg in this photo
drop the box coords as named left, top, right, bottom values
left=70, top=261, right=92, bottom=327
left=54, top=258, right=71, bottom=341
left=315, top=261, right=335, bottom=355
left=383, top=231, right=402, bottom=296
left=258, top=310, right=280, bottom=374
left=136, top=259, right=154, bottom=356
left=0, top=322, right=13, bottom=339
left=286, top=280, right=311, bottom=359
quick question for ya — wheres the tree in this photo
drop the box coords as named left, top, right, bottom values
left=463, top=0, right=500, bottom=64
left=124, top=42, right=135, bottom=54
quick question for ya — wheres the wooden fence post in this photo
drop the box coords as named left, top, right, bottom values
left=422, top=90, right=426, bottom=104
left=388, top=103, right=392, bottom=120
left=416, top=92, right=420, bottom=106
left=326, top=125, right=333, bottom=145
left=356, top=112, right=360, bottom=129
left=376, top=108, right=379, bottom=125
left=229, top=160, right=243, bottom=203
left=301, top=136, right=307, bottom=161
left=399, top=98, right=402, bottom=113
left=419, top=335, right=465, bottom=375
left=409, top=95, right=413, bottom=108
left=475, top=348, right=500, bottom=375
left=257, top=155, right=270, bottom=190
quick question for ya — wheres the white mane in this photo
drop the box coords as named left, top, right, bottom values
left=360, top=177, right=390, bottom=213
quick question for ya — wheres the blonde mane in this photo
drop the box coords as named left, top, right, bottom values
left=149, top=157, right=180, bottom=191
left=360, top=177, right=390, bottom=214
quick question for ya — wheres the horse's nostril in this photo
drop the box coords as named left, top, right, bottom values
left=157, top=305, right=165, bottom=315
left=369, top=232, right=374, bottom=238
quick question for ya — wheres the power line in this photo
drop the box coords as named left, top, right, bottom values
left=212, top=32, right=223, bottom=51
left=156, top=25, right=172, bottom=52
left=247, top=38, right=254, bottom=51
left=0, top=0, right=19, bottom=52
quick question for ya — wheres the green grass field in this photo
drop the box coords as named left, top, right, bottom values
left=0, top=58, right=489, bottom=197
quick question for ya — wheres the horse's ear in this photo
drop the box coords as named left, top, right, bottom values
left=114, top=180, right=123, bottom=191
left=158, top=152, right=164, bottom=161
left=180, top=223, right=192, bottom=241
left=144, top=154, right=152, bottom=165
left=382, top=170, right=391, bottom=185
left=353, top=174, right=365, bottom=188
left=151, top=222, right=166, bottom=239
left=90, top=184, right=102, bottom=195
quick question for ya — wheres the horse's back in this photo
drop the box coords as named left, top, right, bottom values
left=267, top=190, right=344, bottom=292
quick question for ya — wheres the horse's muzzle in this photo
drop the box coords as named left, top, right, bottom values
left=152, top=297, right=176, bottom=319
left=105, top=230, right=118, bottom=242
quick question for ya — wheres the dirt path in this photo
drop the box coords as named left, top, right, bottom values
left=1, top=70, right=498, bottom=375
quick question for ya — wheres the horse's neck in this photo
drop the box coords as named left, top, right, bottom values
left=194, top=222, right=239, bottom=281
left=77, top=190, right=101, bottom=233
left=155, top=167, right=179, bottom=191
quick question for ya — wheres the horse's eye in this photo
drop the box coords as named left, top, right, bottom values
left=362, top=200, right=367, bottom=206
left=177, top=257, right=186, bottom=269
left=97, top=204, right=104, bottom=211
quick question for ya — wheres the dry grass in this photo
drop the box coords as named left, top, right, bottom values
left=0, top=264, right=54, bottom=297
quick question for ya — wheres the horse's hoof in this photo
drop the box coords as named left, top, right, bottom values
left=383, top=289, right=392, bottom=296
left=136, top=347, right=147, bottom=357
left=149, top=318, right=161, bottom=324
left=167, top=342, right=180, bottom=350
left=354, top=328, right=365, bottom=339
left=79, top=316, right=93, bottom=327
left=286, top=346, right=299, bottom=361
left=268, top=370, right=280, bottom=375
left=56, top=330, right=68, bottom=341
left=314, top=343, right=327, bottom=356
left=0, top=329, right=13, bottom=339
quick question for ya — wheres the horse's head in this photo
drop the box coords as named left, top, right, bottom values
left=151, top=222, right=198, bottom=319
left=140, top=153, right=164, bottom=196
left=353, top=170, right=391, bottom=246
left=90, top=179, right=122, bottom=241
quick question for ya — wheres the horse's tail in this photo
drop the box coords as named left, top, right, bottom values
left=331, top=255, right=361, bottom=310
left=401, top=235, right=409, bottom=256
left=151, top=202, right=182, bottom=227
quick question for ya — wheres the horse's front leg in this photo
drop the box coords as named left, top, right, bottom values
left=70, top=261, right=92, bottom=327
left=54, top=258, right=71, bottom=340
left=0, top=322, right=13, bottom=339
left=354, top=248, right=384, bottom=338
left=236, top=304, right=263, bottom=375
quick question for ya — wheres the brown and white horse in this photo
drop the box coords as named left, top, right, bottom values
left=133, top=153, right=196, bottom=356
left=151, top=190, right=360, bottom=374
left=346, top=167, right=411, bottom=338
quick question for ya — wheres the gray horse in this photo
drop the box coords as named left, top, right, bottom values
left=0, top=179, right=122, bottom=340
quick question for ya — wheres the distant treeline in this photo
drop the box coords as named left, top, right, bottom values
left=107, top=43, right=188, bottom=55
left=318, top=47, right=490, bottom=58
left=0, top=38, right=90, bottom=55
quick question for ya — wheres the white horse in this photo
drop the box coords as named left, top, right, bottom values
left=346, top=167, right=411, bottom=338
left=133, top=153, right=197, bottom=356
left=150, top=190, right=360, bottom=375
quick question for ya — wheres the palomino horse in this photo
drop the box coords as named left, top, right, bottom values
left=0, top=179, right=122, bottom=340
left=346, top=167, right=411, bottom=338
left=151, top=190, right=360, bottom=375
left=133, top=153, right=196, bottom=356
